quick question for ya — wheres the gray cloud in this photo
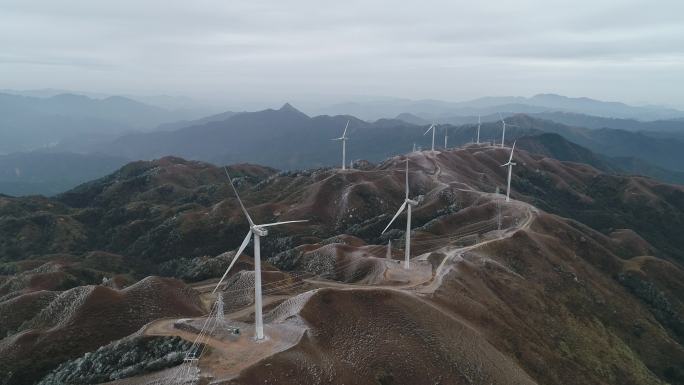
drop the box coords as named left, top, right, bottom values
left=0, top=0, right=682, bottom=109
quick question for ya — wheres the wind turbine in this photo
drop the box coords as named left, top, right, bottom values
left=499, top=114, right=517, bottom=148
left=500, top=141, right=516, bottom=202
left=381, top=159, right=419, bottom=269
left=332, top=120, right=350, bottom=170
left=212, top=168, right=307, bottom=340
left=424, top=123, right=436, bottom=151
left=476, top=115, right=481, bottom=144
left=443, top=126, right=448, bottom=149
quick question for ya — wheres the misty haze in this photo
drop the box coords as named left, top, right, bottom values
left=1, top=1, right=683, bottom=385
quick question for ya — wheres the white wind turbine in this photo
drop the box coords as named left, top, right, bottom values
left=332, top=120, right=350, bottom=170
left=443, top=126, right=448, bottom=149
left=499, top=113, right=517, bottom=148
left=476, top=115, right=481, bottom=144
left=212, top=168, right=307, bottom=340
left=500, top=141, right=517, bottom=202
left=424, top=123, right=436, bottom=151
left=381, top=159, right=419, bottom=269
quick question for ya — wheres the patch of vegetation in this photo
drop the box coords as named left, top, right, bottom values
left=556, top=316, right=663, bottom=385
left=36, top=336, right=191, bottom=385
left=618, top=272, right=684, bottom=342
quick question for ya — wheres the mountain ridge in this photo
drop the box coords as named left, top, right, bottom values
left=315, top=93, right=684, bottom=121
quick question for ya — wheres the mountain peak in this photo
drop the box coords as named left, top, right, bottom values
left=280, top=102, right=299, bottom=112
left=277, top=102, right=309, bottom=118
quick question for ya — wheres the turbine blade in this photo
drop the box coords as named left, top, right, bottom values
left=382, top=201, right=407, bottom=234
left=342, top=120, right=349, bottom=138
left=212, top=230, right=252, bottom=294
left=259, top=219, right=308, bottom=227
left=508, top=141, right=516, bottom=163
left=224, top=167, right=254, bottom=226
left=423, top=124, right=434, bottom=135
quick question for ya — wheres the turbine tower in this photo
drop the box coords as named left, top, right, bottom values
left=381, top=159, right=419, bottom=269
left=499, top=113, right=517, bottom=148
left=500, top=141, right=517, bottom=202
left=332, top=120, right=350, bottom=170
left=476, top=115, right=481, bottom=144
left=212, top=168, right=307, bottom=340
left=424, top=123, right=436, bottom=151
left=443, top=126, right=448, bottom=149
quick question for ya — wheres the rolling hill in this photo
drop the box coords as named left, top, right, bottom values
left=1, top=145, right=683, bottom=384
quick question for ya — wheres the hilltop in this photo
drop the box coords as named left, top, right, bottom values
left=1, top=145, right=683, bottom=384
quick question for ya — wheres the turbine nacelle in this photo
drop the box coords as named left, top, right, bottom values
left=251, top=225, right=268, bottom=237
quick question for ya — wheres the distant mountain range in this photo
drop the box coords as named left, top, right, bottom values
left=3, top=92, right=684, bottom=196
left=94, top=104, right=684, bottom=174
left=516, top=132, right=684, bottom=184
left=0, top=92, right=206, bottom=153
left=495, top=115, right=684, bottom=173
left=317, top=93, right=684, bottom=121
left=415, top=111, right=684, bottom=136
left=95, top=103, right=413, bottom=169
left=0, top=152, right=129, bottom=196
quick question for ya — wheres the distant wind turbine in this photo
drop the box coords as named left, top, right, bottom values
left=476, top=115, right=481, bottom=144
left=500, top=141, right=517, bottom=202
left=424, top=123, right=436, bottom=151
left=332, top=120, right=350, bottom=170
left=212, top=168, right=307, bottom=340
left=381, top=159, right=419, bottom=269
left=499, top=113, right=517, bottom=148
left=443, top=126, right=448, bottom=149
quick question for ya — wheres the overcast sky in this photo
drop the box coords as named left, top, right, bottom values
left=1, top=0, right=683, bottom=109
